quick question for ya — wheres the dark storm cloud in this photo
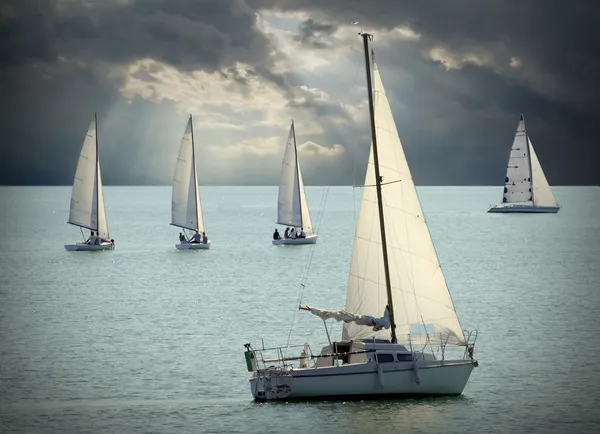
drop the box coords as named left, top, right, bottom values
left=294, top=19, right=337, bottom=49
left=248, top=0, right=600, bottom=185
left=1, top=0, right=599, bottom=185
left=0, top=0, right=280, bottom=185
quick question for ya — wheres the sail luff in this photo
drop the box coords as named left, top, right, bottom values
left=95, top=112, right=99, bottom=235
left=292, top=120, right=303, bottom=229
left=190, top=115, right=205, bottom=232
left=94, top=113, right=109, bottom=239
left=361, top=33, right=397, bottom=344
left=523, top=115, right=535, bottom=205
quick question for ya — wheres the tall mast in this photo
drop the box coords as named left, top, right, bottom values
left=189, top=114, right=201, bottom=232
left=361, top=33, right=397, bottom=344
left=291, top=119, right=303, bottom=229
left=522, top=114, right=535, bottom=205
left=94, top=112, right=99, bottom=234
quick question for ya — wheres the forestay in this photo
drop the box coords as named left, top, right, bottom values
left=276, top=121, right=313, bottom=233
left=502, top=116, right=532, bottom=203
left=529, top=138, right=557, bottom=207
left=171, top=116, right=204, bottom=232
left=68, top=117, right=109, bottom=240
left=341, top=61, right=466, bottom=346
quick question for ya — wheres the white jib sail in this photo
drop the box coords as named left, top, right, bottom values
left=341, top=60, right=466, bottom=346
left=276, top=121, right=313, bottom=233
left=171, top=116, right=204, bottom=232
left=68, top=116, right=109, bottom=240
left=502, top=115, right=532, bottom=203
left=529, top=138, right=557, bottom=207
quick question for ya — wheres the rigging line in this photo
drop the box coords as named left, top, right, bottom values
left=284, top=185, right=330, bottom=356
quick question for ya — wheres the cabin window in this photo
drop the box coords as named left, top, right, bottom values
left=376, top=353, right=394, bottom=363
left=397, top=353, right=413, bottom=362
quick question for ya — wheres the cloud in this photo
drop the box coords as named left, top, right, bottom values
left=0, top=0, right=598, bottom=186
left=294, top=18, right=337, bottom=49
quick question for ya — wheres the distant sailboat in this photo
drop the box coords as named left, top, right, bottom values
left=243, top=34, right=478, bottom=401
left=64, top=114, right=114, bottom=251
left=272, top=120, right=318, bottom=245
left=171, top=115, right=210, bottom=250
left=488, top=114, right=560, bottom=213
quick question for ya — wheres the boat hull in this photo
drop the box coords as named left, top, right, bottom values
left=249, top=360, right=475, bottom=401
left=488, top=204, right=560, bottom=213
left=175, top=241, right=211, bottom=250
left=64, top=242, right=113, bottom=251
left=272, top=234, right=318, bottom=246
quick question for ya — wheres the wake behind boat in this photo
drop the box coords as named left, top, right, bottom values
left=244, top=33, right=478, bottom=402
left=64, top=113, right=114, bottom=251
left=272, top=120, right=317, bottom=246
left=488, top=114, right=560, bottom=213
left=171, top=115, right=210, bottom=250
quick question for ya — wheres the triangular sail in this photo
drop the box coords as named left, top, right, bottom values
left=68, top=116, right=109, bottom=239
left=276, top=122, right=313, bottom=233
left=529, top=138, right=557, bottom=207
left=171, top=116, right=204, bottom=232
left=341, top=61, right=466, bottom=346
left=96, top=165, right=109, bottom=239
left=502, top=115, right=532, bottom=203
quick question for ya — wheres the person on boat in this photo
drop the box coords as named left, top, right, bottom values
left=298, top=227, right=306, bottom=238
left=289, top=228, right=296, bottom=239
left=284, top=227, right=290, bottom=239
left=179, top=232, right=186, bottom=243
left=190, top=231, right=201, bottom=243
left=273, top=229, right=281, bottom=240
left=202, top=232, right=208, bottom=244
left=85, top=231, right=98, bottom=245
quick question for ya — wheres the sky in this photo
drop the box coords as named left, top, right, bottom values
left=1, top=0, right=598, bottom=186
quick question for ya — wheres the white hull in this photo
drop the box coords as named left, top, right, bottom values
left=488, top=204, right=560, bottom=213
left=175, top=241, right=211, bottom=250
left=64, top=242, right=113, bottom=251
left=272, top=234, right=318, bottom=246
left=250, top=360, right=474, bottom=401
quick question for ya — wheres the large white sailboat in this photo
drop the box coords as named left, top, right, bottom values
left=488, top=114, right=560, bottom=213
left=272, top=120, right=317, bottom=245
left=64, top=114, right=114, bottom=251
left=244, top=34, right=478, bottom=401
left=171, top=115, right=210, bottom=250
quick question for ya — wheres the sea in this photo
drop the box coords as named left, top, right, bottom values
left=1, top=186, right=599, bottom=433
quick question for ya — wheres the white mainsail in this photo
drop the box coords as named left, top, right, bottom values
left=68, top=115, right=109, bottom=240
left=340, top=61, right=466, bottom=346
left=529, top=138, right=558, bottom=207
left=276, top=121, right=313, bottom=233
left=171, top=116, right=204, bottom=233
left=502, top=115, right=532, bottom=203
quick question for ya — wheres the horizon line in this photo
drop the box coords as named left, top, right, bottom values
left=0, top=184, right=597, bottom=188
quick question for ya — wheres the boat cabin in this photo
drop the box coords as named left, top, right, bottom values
left=314, top=339, right=434, bottom=368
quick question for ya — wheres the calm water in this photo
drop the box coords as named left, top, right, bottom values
left=1, top=186, right=599, bottom=433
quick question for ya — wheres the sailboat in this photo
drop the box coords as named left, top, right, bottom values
left=64, top=113, right=114, bottom=251
left=243, top=34, right=478, bottom=401
left=272, top=120, right=318, bottom=246
left=171, top=115, right=210, bottom=250
left=488, top=114, right=560, bottom=213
